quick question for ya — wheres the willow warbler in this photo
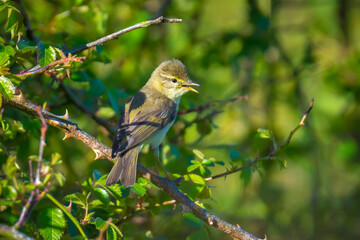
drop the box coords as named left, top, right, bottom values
left=106, top=59, right=199, bottom=187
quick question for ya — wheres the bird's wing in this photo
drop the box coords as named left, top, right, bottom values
left=112, top=91, right=177, bottom=157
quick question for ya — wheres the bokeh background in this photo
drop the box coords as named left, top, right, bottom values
left=1, top=0, right=360, bottom=239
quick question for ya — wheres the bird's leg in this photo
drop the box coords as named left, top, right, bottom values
left=154, top=147, right=170, bottom=180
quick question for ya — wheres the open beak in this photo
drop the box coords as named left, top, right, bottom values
left=181, top=81, right=200, bottom=93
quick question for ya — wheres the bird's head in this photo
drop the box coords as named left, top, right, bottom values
left=147, top=59, right=199, bottom=100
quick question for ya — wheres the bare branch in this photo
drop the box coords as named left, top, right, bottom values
left=205, top=98, right=314, bottom=181
left=34, top=106, right=48, bottom=185
left=3, top=93, right=264, bottom=240
left=16, top=55, right=86, bottom=78
left=67, top=16, right=182, bottom=54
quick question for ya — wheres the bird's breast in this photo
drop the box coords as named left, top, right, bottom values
left=144, top=118, right=175, bottom=149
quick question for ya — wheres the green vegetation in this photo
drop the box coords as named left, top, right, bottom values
left=0, top=0, right=359, bottom=239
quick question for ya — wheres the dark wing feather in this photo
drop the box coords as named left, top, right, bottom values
left=112, top=91, right=177, bottom=157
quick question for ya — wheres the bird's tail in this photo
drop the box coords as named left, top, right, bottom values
left=105, top=146, right=140, bottom=187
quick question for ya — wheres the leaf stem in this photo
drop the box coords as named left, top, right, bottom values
left=46, top=193, right=88, bottom=240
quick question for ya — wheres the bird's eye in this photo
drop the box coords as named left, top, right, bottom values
left=171, top=78, right=177, bottom=83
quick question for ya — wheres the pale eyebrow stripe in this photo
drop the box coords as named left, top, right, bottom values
left=159, top=73, right=184, bottom=82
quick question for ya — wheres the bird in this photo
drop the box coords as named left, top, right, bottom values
left=105, top=59, right=199, bottom=187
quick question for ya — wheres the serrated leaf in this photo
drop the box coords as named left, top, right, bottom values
left=37, top=42, right=56, bottom=67
left=193, top=149, right=205, bottom=160
left=3, top=46, right=15, bottom=56
left=93, top=188, right=110, bottom=207
left=257, top=128, right=272, bottom=139
left=107, top=184, right=122, bottom=200
left=0, top=52, right=9, bottom=66
left=0, top=76, right=15, bottom=99
left=131, top=183, right=146, bottom=196
left=95, top=217, right=106, bottom=230
left=6, top=8, right=22, bottom=35
left=106, top=225, right=116, bottom=240
left=63, top=193, right=86, bottom=206
left=183, top=213, right=203, bottom=227
left=38, top=208, right=66, bottom=240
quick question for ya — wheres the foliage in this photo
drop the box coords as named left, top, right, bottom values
left=0, top=0, right=359, bottom=240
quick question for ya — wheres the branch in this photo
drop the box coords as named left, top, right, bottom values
left=178, top=95, right=248, bottom=115
left=3, top=93, right=264, bottom=240
left=66, top=16, right=182, bottom=54
left=0, top=224, right=34, bottom=240
left=16, top=55, right=85, bottom=78
left=205, top=98, right=314, bottom=181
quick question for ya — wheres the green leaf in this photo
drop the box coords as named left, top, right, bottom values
left=186, top=227, right=209, bottom=240
left=106, top=225, right=117, bottom=240
left=93, top=188, right=110, bottom=207
left=63, top=193, right=86, bottom=206
left=193, top=149, right=205, bottom=160
left=71, top=71, right=90, bottom=82
left=107, top=184, right=122, bottom=200
left=183, top=213, right=203, bottom=227
left=2, top=185, right=17, bottom=200
left=199, top=166, right=211, bottom=177
left=202, top=159, right=214, bottom=167
left=96, top=107, right=115, bottom=119
left=38, top=208, right=66, bottom=240
left=89, top=78, right=106, bottom=97
left=5, top=8, right=22, bottom=38
left=257, top=128, right=272, bottom=139
left=0, top=52, right=9, bottom=66
left=95, top=217, right=106, bottom=230
left=37, top=42, right=56, bottom=67
left=131, top=183, right=146, bottom=196
left=3, top=46, right=15, bottom=56
left=107, top=89, right=121, bottom=115
left=241, top=168, right=251, bottom=187
left=0, top=76, right=15, bottom=99
left=5, top=155, right=17, bottom=178
left=185, top=174, right=205, bottom=185
left=197, top=185, right=212, bottom=199
left=93, top=169, right=102, bottom=181
left=51, top=152, right=62, bottom=165
left=187, top=161, right=201, bottom=172
left=54, top=172, right=65, bottom=186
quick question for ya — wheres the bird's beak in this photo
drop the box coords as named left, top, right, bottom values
left=181, top=81, right=200, bottom=93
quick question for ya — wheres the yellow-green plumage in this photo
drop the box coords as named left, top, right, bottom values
left=106, top=59, right=199, bottom=187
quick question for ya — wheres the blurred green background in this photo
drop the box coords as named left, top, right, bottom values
left=1, top=0, right=360, bottom=239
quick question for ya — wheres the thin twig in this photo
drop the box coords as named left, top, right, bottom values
left=205, top=98, right=314, bottom=181
left=67, top=16, right=182, bottom=54
left=3, top=93, right=264, bottom=240
left=34, top=106, right=47, bottom=185
left=178, top=95, right=248, bottom=115
left=16, top=55, right=86, bottom=78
